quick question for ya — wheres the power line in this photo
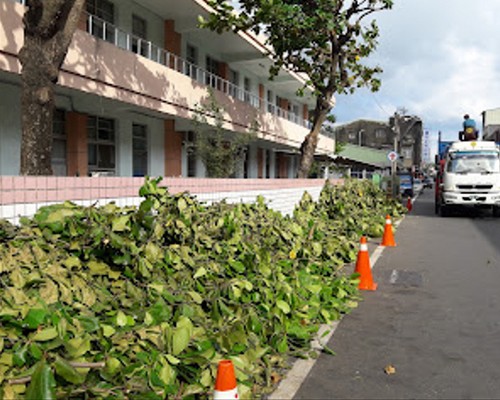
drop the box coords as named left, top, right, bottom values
left=371, top=93, right=392, bottom=117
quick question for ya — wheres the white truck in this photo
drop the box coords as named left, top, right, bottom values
left=436, top=140, right=500, bottom=217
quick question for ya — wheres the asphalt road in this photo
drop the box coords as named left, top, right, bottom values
left=293, top=188, right=500, bottom=399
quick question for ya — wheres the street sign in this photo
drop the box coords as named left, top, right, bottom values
left=387, top=151, right=399, bottom=162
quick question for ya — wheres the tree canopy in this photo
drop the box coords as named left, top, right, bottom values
left=201, top=0, right=393, bottom=177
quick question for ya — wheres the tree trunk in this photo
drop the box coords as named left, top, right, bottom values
left=296, top=98, right=331, bottom=178
left=18, top=0, right=86, bottom=176
left=20, top=38, right=56, bottom=175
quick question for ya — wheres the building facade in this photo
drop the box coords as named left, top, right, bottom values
left=333, top=115, right=423, bottom=173
left=482, top=107, right=500, bottom=142
left=0, top=0, right=335, bottom=178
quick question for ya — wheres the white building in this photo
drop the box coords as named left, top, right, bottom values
left=0, top=0, right=335, bottom=178
left=482, top=107, right=500, bottom=142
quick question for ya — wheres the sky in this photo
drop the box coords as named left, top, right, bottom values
left=332, top=0, right=500, bottom=158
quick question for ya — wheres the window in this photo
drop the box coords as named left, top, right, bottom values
left=275, top=96, right=283, bottom=117
left=290, top=104, right=299, bottom=123
left=243, top=77, right=251, bottom=104
left=267, top=90, right=275, bottom=113
left=243, top=146, right=250, bottom=179
left=229, top=69, right=239, bottom=98
left=402, top=148, right=412, bottom=160
left=132, top=15, right=148, bottom=57
left=348, top=131, right=356, bottom=141
left=206, top=56, right=220, bottom=88
left=185, top=131, right=197, bottom=177
left=52, top=109, right=67, bottom=176
left=375, top=129, right=386, bottom=139
left=87, top=0, right=115, bottom=43
left=185, top=44, right=198, bottom=79
left=132, top=124, right=148, bottom=177
left=88, top=116, right=116, bottom=174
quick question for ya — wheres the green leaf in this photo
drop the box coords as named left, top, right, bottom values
left=116, top=311, right=128, bottom=327
left=188, top=291, right=203, bottom=304
left=102, top=324, right=116, bottom=337
left=105, top=357, right=122, bottom=375
left=62, top=256, right=81, bottom=269
left=13, top=345, right=28, bottom=367
left=0, top=353, right=13, bottom=366
left=276, top=300, right=291, bottom=314
left=65, top=336, right=91, bottom=358
left=29, top=343, right=43, bottom=361
left=112, top=215, right=130, bottom=232
left=54, top=356, right=86, bottom=384
left=172, top=326, right=190, bottom=355
left=165, top=354, right=180, bottom=365
left=23, top=309, right=48, bottom=330
left=87, top=261, right=110, bottom=275
left=277, top=337, right=288, bottom=353
left=145, top=242, right=163, bottom=263
left=172, top=317, right=193, bottom=355
left=158, top=361, right=175, bottom=385
left=193, top=267, right=207, bottom=279
left=31, top=327, right=58, bottom=342
left=178, top=197, right=187, bottom=212
left=77, top=316, right=100, bottom=333
left=25, top=360, right=56, bottom=400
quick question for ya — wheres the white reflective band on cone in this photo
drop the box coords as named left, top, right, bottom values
left=359, top=244, right=368, bottom=251
left=386, top=218, right=392, bottom=224
left=214, top=388, right=239, bottom=400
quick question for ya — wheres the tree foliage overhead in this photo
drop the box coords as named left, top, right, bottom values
left=201, top=0, right=393, bottom=178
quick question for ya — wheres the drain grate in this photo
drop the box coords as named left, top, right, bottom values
left=384, top=269, right=423, bottom=287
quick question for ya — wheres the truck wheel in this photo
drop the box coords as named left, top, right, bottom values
left=493, top=207, right=500, bottom=218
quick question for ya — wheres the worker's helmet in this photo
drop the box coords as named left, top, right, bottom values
left=463, top=114, right=470, bottom=119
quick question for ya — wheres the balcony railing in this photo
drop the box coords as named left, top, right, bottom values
left=11, top=0, right=311, bottom=129
left=85, top=13, right=311, bottom=128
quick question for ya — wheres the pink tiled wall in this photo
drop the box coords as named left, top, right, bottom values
left=0, top=176, right=341, bottom=206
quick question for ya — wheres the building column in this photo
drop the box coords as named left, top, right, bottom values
left=164, top=119, right=183, bottom=177
left=303, top=104, right=309, bottom=125
left=257, top=147, right=264, bottom=178
left=164, top=20, right=181, bottom=68
left=218, top=62, right=229, bottom=92
left=66, top=112, right=88, bottom=177
left=280, top=98, right=289, bottom=119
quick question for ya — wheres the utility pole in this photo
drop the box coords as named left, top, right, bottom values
left=391, top=112, right=401, bottom=198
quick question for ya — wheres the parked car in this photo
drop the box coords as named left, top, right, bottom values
left=398, top=173, right=414, bottom=198
left=413, top=178, right=423, bottom=193
left=423, top=176, right=433, bottom=188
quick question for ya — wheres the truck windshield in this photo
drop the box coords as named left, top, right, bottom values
left=447, top=151, right=500, bottom=174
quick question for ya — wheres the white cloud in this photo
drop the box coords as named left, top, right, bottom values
left=333, top=0, right=500, bottom=142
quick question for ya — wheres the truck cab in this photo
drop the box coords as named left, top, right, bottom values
left=436, top=140, right=500, bottom=217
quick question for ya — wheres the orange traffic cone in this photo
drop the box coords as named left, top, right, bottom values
left=214, top=360, right=238, bottom=400
left=381, top=215, right=396, bottom=247
left=406, top=196, right=413, bottom=212
left=354, top=236, right=377, bottom=291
